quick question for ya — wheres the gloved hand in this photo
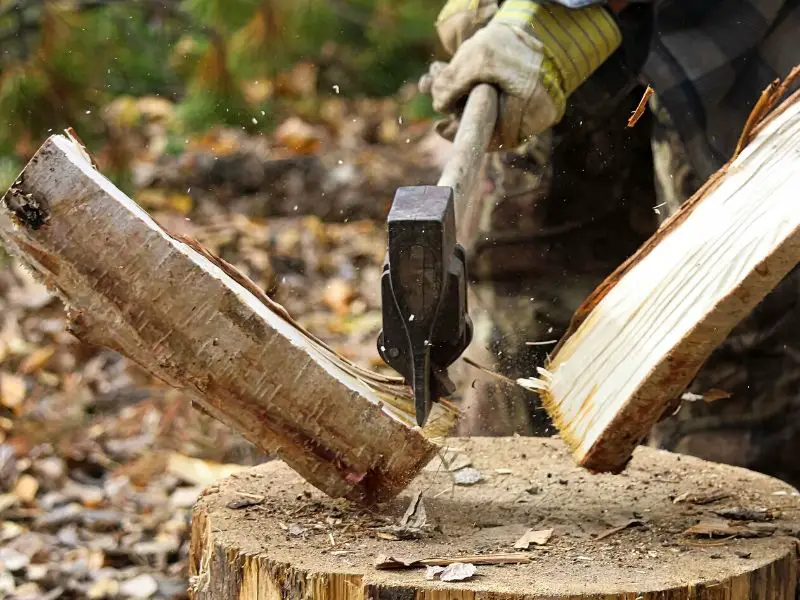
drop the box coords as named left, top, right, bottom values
left=420, top=0, right=623, bottom=149
left=435, top=0, right=498, bottom=56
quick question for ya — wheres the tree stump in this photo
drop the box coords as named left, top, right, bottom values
left=189, top=437, right=799, bottom=599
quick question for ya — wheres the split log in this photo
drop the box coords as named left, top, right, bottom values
left=189, top=436, right=799, bottom=599
left=520, top=73, right=800, bottom=474
left=0, top=134, right=459, bottom=506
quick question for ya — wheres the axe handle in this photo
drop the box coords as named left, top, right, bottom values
left=437, top=83, right=499, bottom=242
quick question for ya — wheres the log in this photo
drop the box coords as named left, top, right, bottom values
left=519, top=74, right=800, bottom=474
left=189, top=436, right=799, bottom=599
left=0, top=134, right=459, bottom=506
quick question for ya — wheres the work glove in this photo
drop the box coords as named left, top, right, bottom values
left=435, top=0, right=498, bottom=56
left=420, top=0, right=623, bottom=149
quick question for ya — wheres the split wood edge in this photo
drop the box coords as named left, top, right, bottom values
left=519, top=68, right=800, bottom=473
left=0, top=134, right=459, bottom=506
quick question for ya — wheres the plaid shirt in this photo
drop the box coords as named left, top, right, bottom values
left=550, top=0, right=800, bottom=179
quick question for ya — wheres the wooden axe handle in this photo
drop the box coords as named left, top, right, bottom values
left=437, top=83, right=499, bottom=242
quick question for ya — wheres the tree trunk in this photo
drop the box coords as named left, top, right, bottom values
left=189, top=436, right=799, bottom=599
left=0, top=134, right=458, bottom=506
left=520, top=77, right=800, bottom=475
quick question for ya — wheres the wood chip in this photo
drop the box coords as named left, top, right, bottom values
left=453, top=468, right=483, bottom=486
left=374, top=553, right=531, bottom=570
left=627, top=84, right=654, bottom=128
left=683, top=518, right=776, bottom=539
left=440, top=562, right=477, bottom=582
left=513, top=528, right=553, bottom=549
left=673, top=490, right=729, bottom=505
left=712, top=507, right=776, bottom=522
left=594, top=519, right=644, bottom=541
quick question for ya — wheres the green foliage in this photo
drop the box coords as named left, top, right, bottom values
left=0, top=0, right=440, bottom=165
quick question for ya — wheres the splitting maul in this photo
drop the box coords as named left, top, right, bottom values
left=377, top=84, right=500, bottom=427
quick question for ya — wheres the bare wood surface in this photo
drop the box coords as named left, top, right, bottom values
left=437, top=83, right=499, bottom=242
left=189, top=436, right=799, bottom=599
left=521, top=78, right=800, bottom=474
left=0, top=135, right=459, bottom=506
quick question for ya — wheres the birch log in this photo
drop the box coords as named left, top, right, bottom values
left=519, top=77, right=800, bottom=474
left=0, top=134, right=459, bottom=505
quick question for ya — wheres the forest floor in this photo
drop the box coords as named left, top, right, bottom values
left=0, top=96, right=460, bottom=600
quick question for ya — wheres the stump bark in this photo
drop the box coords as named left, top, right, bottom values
left=189, top=437, right=800, bottom=599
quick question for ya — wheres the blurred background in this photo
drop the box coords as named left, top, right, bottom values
left=0, top=2, right=455, bottom=598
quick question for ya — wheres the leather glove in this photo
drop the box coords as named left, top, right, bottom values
left=420, top=0, right=623, bottom=149
left=435, top=0, right=498, bottom=56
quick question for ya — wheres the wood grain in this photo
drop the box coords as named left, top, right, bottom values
left=0, top=135, right=458, bottom=506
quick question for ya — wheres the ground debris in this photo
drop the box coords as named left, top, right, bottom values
left=683, top=518, right=777, bottom=539
left=514, top=528, right=553, bottom=549
left=673, top=490, right=730, bottom=505
left=712, top=506, right=778, bottom=522
left=594, top=519, right=645, bottom=541
left=454, top=468, right=483, bottom=486
left=374, top=553, right=531, bottom=570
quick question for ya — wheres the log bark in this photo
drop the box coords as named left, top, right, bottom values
left=0, top=134, right=459, bottom=506
left=189, top=436, right=799, bottom=600
left=520, top=76, right=800, bottom=474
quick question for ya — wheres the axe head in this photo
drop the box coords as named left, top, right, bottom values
left=377, top=185, right=473, bottom=427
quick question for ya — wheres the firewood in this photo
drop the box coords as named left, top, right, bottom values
left=519, top=73, right=800, bottom=473
left=0, top=134, right=458, bottom=506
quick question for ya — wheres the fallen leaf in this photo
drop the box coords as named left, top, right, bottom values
left=454, top=468, right=483, bottom=486
left=166, top=452, right=247, bottom=486
left=0, top=374, right=25, bottom=412
left=119, top=573, right=158, bottom=599
left=514, top=528, right=553, bottom=549
left=13, top=474, right=38, bottom=503
left=17, top=345, right=55, bottom=375
left=439, top=562, right=477, bottom=582
left=322, top=279, right=355, bottom=315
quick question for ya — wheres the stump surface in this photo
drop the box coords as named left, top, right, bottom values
left=190, top=437, right=800, bottom=599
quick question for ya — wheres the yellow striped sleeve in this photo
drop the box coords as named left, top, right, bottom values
left=495, top=0, right=622, bottom=107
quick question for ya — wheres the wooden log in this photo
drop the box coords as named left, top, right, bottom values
left=519, top=74, right=800, bottom=474
left=189, top=436, right=799, bottom=599
left=0, top=134, right=459, bottom=506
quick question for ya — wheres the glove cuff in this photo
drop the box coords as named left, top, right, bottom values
left=436, top=0, right=499, bottom=56
left=494, top=0, right=622, bottom=116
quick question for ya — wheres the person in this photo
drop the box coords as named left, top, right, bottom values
left=420, top=0, right=800, bottom=487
